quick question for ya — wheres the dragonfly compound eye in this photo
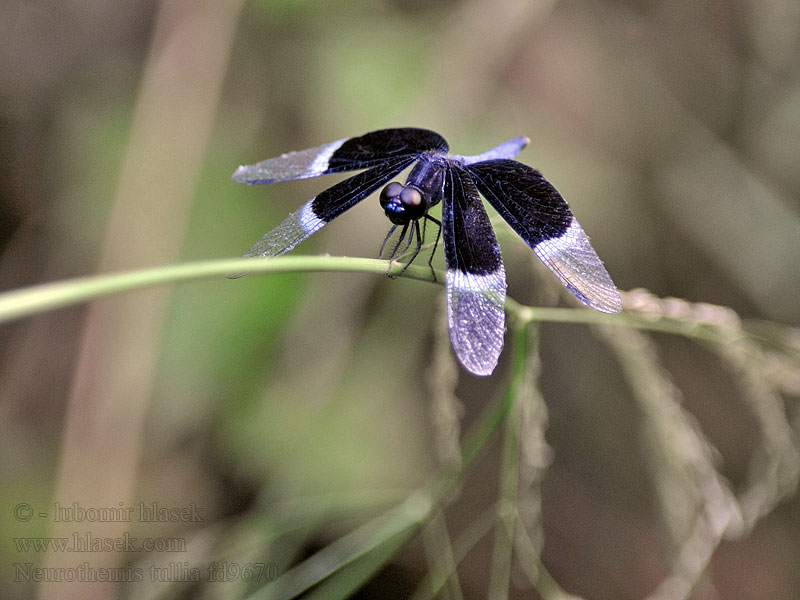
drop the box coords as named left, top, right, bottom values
left=379, top=182, right=404, bottom=209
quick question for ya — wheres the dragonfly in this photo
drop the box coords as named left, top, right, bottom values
left=232, top=128, right=622, bottom=376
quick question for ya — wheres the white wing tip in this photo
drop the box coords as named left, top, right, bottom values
left=232, top=165, right=249, bottom=183
left=589, top=293, right=623, bottom=314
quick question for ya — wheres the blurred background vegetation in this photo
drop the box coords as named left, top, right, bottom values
left=1, top=0, right=799, bottom=598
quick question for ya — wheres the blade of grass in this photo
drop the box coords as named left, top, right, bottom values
left=243, top=320, right=534, bottom=600
left=410, top=507, right=498, bottom=600
left=514, top=517, right=585, bottom=600
left=488, top=322, right=529, bottom=600
left=247, top=491, right=432, bottom=600
left=419, top=510, right=464, bottom=600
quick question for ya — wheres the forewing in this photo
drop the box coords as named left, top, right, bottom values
left=443, top=165, right=507, bottom=376
left=232, top=128, right=448, bottom=184
left=467, top=160, right=622, bottom=313
left=229, top=157, right=414, bottom=277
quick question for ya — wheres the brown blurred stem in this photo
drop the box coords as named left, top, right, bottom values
left=37, top=1, right=244, bottom=598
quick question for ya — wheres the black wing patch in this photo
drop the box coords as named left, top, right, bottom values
left=232, top=128, right=448, bottom=184
left=443, top=165, right=507, bottom=376
left=229, top=156, right=414, bottom=277
left=466, top=160, right=622, bottom=313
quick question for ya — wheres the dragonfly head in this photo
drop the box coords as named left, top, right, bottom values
left=379, top=181, right=428, bottom=225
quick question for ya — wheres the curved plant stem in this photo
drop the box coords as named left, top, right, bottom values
left=0, top=255, right=759, bottom=349
left=0, top=256, right=436, bottom=326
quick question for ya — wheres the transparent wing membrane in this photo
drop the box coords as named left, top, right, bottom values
left=443, top=166, right=507, bottom=376
left=467, top=160, right=622, bottom=313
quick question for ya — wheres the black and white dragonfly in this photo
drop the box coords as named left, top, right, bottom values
left=232, top=128, right=621, bottom=376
